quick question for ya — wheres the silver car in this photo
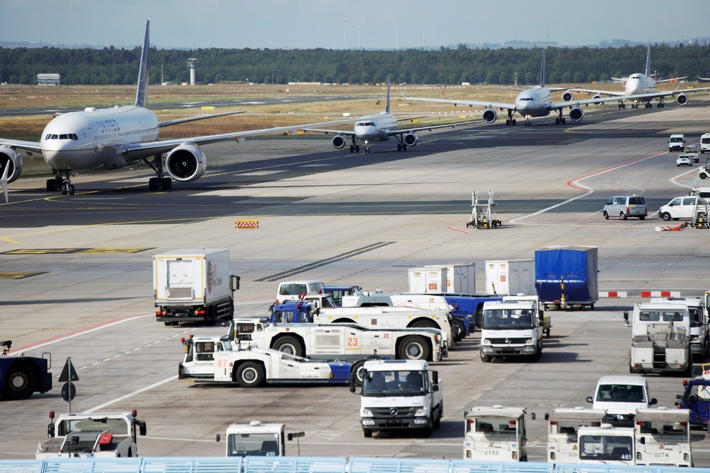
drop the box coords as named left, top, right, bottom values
left=602, top=195, right=647, bottom=220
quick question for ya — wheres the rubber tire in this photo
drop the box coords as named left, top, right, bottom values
left=434, top=402, right=443, bottom=428
left=452, top=319, right=465, bottom=341
left=480, top=352, right=491, bottom=363
left=272, top=335, right=303, bottom=357
left=4, top=365, right=34, bottom=400
left=661, top=212, right=671, bottom=221
left=363, top=429, right=373, bottom=438
left=410, top=319, right=438, bottom=329
left=351, top=359, right=366, bottom=387
left=603, top=211, right=609, bottom=220
left=621, top=212, right=627, bottom=220
left=235, top=361, right=265, bottom=388
left=398, top=336, right=430, bottom=361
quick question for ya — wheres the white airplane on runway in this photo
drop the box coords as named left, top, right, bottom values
left=404, top=50, right=634, bottom=127
left=0, top=21, right=352, bottom=197
left=304, top=80, right=477, bottom=153
left=562, top=44, right=710, bottom=109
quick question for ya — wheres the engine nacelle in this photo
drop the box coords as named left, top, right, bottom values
left=482, top=108, right=497, bottom=123
left=0, top=145, right=23, bottom=183
left=165, top=143, right=207, bottom=182
left=593, top=94, right=603, bottom=106
left=569, top=107, right=584, bottom=122
left=403, top=132, right=418, bottom=147
left=331, top=135, right=346, bottom=149
left=676, top=93, right=688, bottom=105
left=562, top=91, right=574, bottom=102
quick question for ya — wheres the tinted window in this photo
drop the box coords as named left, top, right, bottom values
left=629, top=197, right=645, bottom=205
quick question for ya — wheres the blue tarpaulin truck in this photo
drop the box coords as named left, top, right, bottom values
left=534, top=246, right=598, bottom=310
left=0, top=340, right=52, bottom=400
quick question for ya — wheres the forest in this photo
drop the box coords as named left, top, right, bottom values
left=1, top=43, right=708, bottom=86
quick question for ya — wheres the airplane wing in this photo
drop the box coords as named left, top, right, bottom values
left=384, top=119, right=479, bottom=136
left=698, top=76, right=710, bottom=82
left=300, top=128, right=354, bottom=136
left=158, top=110, right=246, bottom=127
left=562, top=86, right=710, bottom=106
left=404, top=95, right=515, bottom=110
left=0, top=138, right=43, bottom=155
left=565, top=88, right=627, bottom=98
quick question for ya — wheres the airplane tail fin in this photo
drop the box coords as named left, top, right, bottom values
left=135, top=20, right=150, bottom=108
left=644, top=43, right=650, bottom=77
left=385, top=78, right=391, bottom=113
left=540, top=49, right=546, bottom=87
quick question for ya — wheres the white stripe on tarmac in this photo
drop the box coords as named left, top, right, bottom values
left=85, top=375, right=177, bottom=413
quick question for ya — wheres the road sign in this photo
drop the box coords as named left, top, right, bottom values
left=61, top=382, right=76, bottom=402
left=58, top=357, right=79, bottom=382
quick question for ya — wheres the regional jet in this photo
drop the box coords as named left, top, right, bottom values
left=0, top=21, right=352, bottom=196
left=303, top=79, right=477, bottom=153
left=562, top=44, right=710, bottom=109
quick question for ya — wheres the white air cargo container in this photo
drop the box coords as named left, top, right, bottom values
left=408, top=263, right=475, bottom=293
left=485, top=259, right=534, bottom=295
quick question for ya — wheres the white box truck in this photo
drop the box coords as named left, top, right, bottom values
left=485, top=259, right=534, bottom=295
left=153, top=249, right=239, bottom=326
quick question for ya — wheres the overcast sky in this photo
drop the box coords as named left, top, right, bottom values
left=2, top=0, right=709, bottom=50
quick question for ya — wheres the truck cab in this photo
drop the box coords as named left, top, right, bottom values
left=178, top=335, right=233, bottom=379
left=675, top=366, right=710, bottom=430
left=221, top=420, right=285, bottom=457
left=479, top=299, right=544, bottom=362
left=651, top=297, right=707, bottom=360
left=586, top=375, right=656, bottom=426
left=463, top=406, right=528, bottom=462
left=634, top=407, right=692, bottom=467
left=546, top=407, right=606, bottom=463
left=577, top=424, right=635, bottom=464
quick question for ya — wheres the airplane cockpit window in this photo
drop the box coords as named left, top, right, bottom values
left=45, top=133, right=78, bottom=141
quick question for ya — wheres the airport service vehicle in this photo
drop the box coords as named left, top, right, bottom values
left=479, top=297, right=545, bottom=362
left=275, top=280, right=326, bottom=303
left=546, top=407, right=606, bottom=463
left=0, top=340, right=52, bottom=400
left=651, top=297, right=707, bottom=360
left=677, top=154, right=693, bottom=167
left=669, top=134, right=686, bottom=152
left=625, top=302, right=692, bottom=375
left=675, top=364, right=710, bottom=430
left=658, top=195, right=700, bottom=221
left=576, top=424, right=636, bottom=464
left=484, top=259, right=535, bottom=295
left=586, top=375, right=657, bottom=426
left=351, top=359, right=442, bottom=438
left=178, top=336, right=352, bottom=387
left=463, top=406, right=528, bottom=462
left=701, top=133, right=710, bottom=154
left=634, top=407, right=692, bottom=467
left=535, top=246, right=598, bottom=310
left=153, top=249, right=239, bottom=326
left=36, top=410, right=146, bottom=459
left=408, top=264, right=476, bottom=294
left=699, top=161, right=710, bottom=180
left=321, top=285, right=363, bottom=306
left=602, top=195, right=648, bottom=220
left=219, top=421, right=285, bottom=457
left=230, top=308, right=446, bottom=362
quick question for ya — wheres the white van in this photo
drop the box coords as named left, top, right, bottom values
left=701, top=133, right=710, bottom=154
left=276, top=280, right=325, bottom=302
left=658, top=196, right=699, bottom=221
left=586, top=375, right=657, bottom=426
left=669, top=134, right=685, bottom=152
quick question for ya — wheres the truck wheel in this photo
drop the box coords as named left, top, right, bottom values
left=363, top=429, right=373, bottom=438
left=452, top=319, right=465, bottom=341
left=351, top=360, right=366, bottom=387
left=332, top=318, right=356, bottom=324
left=661, top=212, right=671, bottom=221
left=272, top=335, right=303, bottom=357
left=410, top=319, right=437, bottom=329
left=235, top=361, right=265, bottom=388
left=4, top=364, right=34, bottom=400
left=434, top=403, right=443, bottom=428
left=480, top=352, right=491, bottom=363
left=398, top=336, right=430, bottom=361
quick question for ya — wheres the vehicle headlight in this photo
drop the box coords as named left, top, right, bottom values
left=415, top=407, right=427, bottom=416
left=482, top=339, right=491, bottom=346
left=362, top=408, right=373, bottom=417
left=525, top=338, right=534, bottom=345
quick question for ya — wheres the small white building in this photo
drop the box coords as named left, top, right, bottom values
left=37, top=73, right=60, bottom=86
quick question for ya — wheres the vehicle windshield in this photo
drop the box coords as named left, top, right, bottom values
left=579, top=435, right=633, bottom=462
left=638, top=310, right=685, bottom=323
left=362, top=370, right=425, bottom=397
left=467, top=417, right=520, bottom=439
left=482, top=308, right=534, bottom=330
left=227, top=432, right=280, bottom=457
left=57, top=417, right=130, bottom=437
left=595, top=384, right=646, bottom=403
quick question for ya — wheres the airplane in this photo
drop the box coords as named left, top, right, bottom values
left=561, top=44, right=710, bottom=109
left=302, top=79, right=478, bottom=154
left=0, top=21, right=353, bottom=197
left=403, top=50, right=632, bottom=127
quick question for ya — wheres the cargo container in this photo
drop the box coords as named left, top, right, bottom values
left=484, top=259, right=534, bottom=295
left=408, top=264, right=475, bottom=294
left=534, top=246, right=598, bottom=310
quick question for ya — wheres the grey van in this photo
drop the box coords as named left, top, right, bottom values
left=602, top=195, right=647, bottom=220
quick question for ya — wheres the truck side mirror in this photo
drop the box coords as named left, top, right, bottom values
left=432, top=371, right=439, bottom=385
left=538, top=311, right=544, bottom=323
left=639, top=437, right=646, bottom=445
left=47, top=424, right=54, bottom=438
left=230, top=274, right=240, bottom=291
left=586, top=396, right=593, bottom=404
left=349, top=375, right=357, bottom=393
left=139, top=421, right=147, bottom=436
left=544, top=413, right=549, bottom=421
left=215, top=434, right=221, bottom=442
left=623, top=311, right=629, bottom=326
left=649, top=398, right=658, bottom=406
left=530, top=412, right=536, bottom=420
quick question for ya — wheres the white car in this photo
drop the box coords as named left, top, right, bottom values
left=676, top=154, right=693, bottom=166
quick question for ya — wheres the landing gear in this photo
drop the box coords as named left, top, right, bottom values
left=657, top=98, right=665, bottom=109
left=350, top=144, right=360, bottom=153
left=618, top=101, right=626, bottom=109
left=143, top=153, right=173, bottom=191
left=554, top=110, right=566, bottom=125
left=396, top=143, right=408, bottom=152
left=505, top=110, right=517, bottom=126
left=46, top=171, right=74, bottom=195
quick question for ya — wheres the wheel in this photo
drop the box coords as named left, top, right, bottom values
left=4, top=365, right=34, bottom=400
left=69, top=185, right=75, bottom=195
left=620, top=212, right=627, bottom=220
left=351, top=360, right=366, bottom=387
left=480, top=352, right=491, bottom=363
left=363, top=429, right=373, bottom=438
left=661, top=212, right=671, bottom=221
left=639, top=216, right=645, bottom=220
left=451, top=319, right=465, bottom=341
left=349, top=145, right=354, bottom=153
left=397, top=144, right=402, bottom=151
left=235, top=361, right=265, bottom=388
left=355, top=145, right=360, bottom=153
left=272, top=335, right=303, bottom=357
left=603, top=211, right=609, bottom=220
left=421, top=425, right=433, bottom=437
left=410, top=319, right=437, bottom=329
left=398, top=336, right=430, bottom=361
left=433, top=402, right=443, bottom=429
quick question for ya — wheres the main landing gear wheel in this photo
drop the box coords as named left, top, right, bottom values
left=148, top=177, right=172, bottom=191
left=61, top=182, right=75, bottom=195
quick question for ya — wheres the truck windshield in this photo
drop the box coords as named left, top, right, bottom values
left=483, top=309, right=534, bottom=330
left=227, top=433, right=280, bottom=456
left=57, top=417, right=130, bottom=437
left=579, top=435, right=633, bottom=462
left=362, top=370, right=425, bottom=396
left=468, top=417, right=519, bottom=439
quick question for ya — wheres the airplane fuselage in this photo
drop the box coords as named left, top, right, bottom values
left=624, top=73, right=657, bottom=96
left=40, top=106, right=159, bottom=171
left=354, top=112, right=398, bottom=143
left=514, top=86, right=553, bottom=118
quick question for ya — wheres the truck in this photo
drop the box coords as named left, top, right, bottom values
left=576, top=423, right=636, bottom=464
left=351, top=359, right=443, bottom=438
left=463, top=406, right=528, bottom=462
left=408, top=264, right=476, bottom=294
left=484, top=259, right=535, bottom=296
left=675, top=365, right=710, bottom=430
left=36, top=410, right=147, bottom=459
left=651, top=297, right=708, bottom=361
left=586, top=375, right=657, bottom=427
left=546, top=407, right=606, bottom=463
left=178, top=336, right=353, bottom=387
left=534, top=246, right=598, bottom=310
left=701, top=133, right=710, bottom=154
left=0, top=340, right=52, bottom=400
left=275, top=280, right=326, bottom=303
left=153, top=249, right=239, bottom=326
left=321, top=285, right=363, bottom=306
left=625, top=301, right=692, bottom=375
left=219, top=420, right=285, bottom=457
left=479, top=296, right=546, bottom=362
left=233, top=303, right=446, bottom=362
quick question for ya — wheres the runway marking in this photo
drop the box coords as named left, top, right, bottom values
left=447, top=226, right=470, bottom=234
left=0, top=271, right=45, bottom=279
left=84, top=375, right=178, bottom=414
left=256, top=241, right=395, bottom=282
left=1, top=247, right=151, bottom=255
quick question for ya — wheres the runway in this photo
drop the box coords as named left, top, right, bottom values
left=2, top=100, right=710, bottom=463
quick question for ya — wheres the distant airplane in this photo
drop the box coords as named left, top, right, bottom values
left=404, top=50, right=628, bottom=126
left=562, top=44, right=710, bottom=109
left=0, top=21, right=352, bottom=196
left=303, top=79, right=477, bottom=153
left=698, top=76, right=710, bottom=82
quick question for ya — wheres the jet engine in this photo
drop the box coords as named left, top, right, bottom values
left=331, top=135, right=346, bottom=149
left=0, top=145, right=23, bottom=183
left=593, top=94, right=603, bottom=105
left=569, top=107, right=584, bottom=122
left=562, top=91, right=574, bottom=102
left=482, top=108, right=497, bottom=123
left=165, top=143, right=207, bottom=182
left=403, top=132, right=418, bottom=147
left=676, top=93, right=688, bottom=105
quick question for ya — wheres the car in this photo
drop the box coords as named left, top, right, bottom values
left=677, top=154, right=694, bottom=166
left=586, top=375, right=657, bottom=426
left=602, top=195, right=647, bottom=220
left=686, top=144, right=699, bottom=154
left=658, top=196, right=699, bottom=221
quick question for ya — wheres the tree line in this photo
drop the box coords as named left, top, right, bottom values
left=1, top=43, right=708, bottom=86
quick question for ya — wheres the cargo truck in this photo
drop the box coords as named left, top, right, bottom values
left=218, top=420, right=287, bottom=457
left=675, top=366, right=710, bottom=430
left=651, top=297, right=708, bottom=361
left=546, top=407, right=606, bottom=463
left=153, top=249, right=239, bottom=326
left=463, top=406, right=528, bottom=462
left=479, top=296, right=546, bottom=362
left=535, top=246, right=598, bottom=310
left=0, top=340, right=52, bottom=400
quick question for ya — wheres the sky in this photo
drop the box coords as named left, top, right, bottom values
left=2, top=0, right=709, bottom=50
